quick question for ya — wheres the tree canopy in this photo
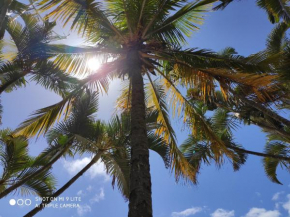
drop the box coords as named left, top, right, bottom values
left=0, top=1, right=290, bottom=217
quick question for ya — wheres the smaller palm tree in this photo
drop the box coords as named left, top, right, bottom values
left=184, top=88, right=290, bottom=185
left=23, top=94, right=170, bottom=217
left=0, top=90, right=101, bottom=199
left=0, top=128, right=56, bottom=197
left=0, top=13, right=79, bottom=96
left=183, top=23, right=290, bottom=183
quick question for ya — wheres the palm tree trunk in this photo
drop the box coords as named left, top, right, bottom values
left=0, top=0, right=12, bottom=31
left=128, top=51, right=153, bottom=217
left=23, top=151, right=103, bottom=217
left=0, top=141, right=71, bottom=199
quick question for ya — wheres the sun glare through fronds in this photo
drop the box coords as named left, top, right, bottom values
left=73, top=57, right=101, bottom=79
left=87, top=57, right=101, bottom=71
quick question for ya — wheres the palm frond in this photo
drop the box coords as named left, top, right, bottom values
left=145, top=0, right=215, bottom=43
left=30, top=62, right=79, bottom=97
left=15, top=60, right=115, bottom=138
left=146, top=75, right=199, bottom=183
left=266, top=22, right=289, bottom=54
left=263, top=142, right=290, bottom=184
left=0, top=128, right=56, bottom=196
left=38, top=0, right=123, bottom=39
left=257, top=0, right=290, bottom=23
left=213, top=0, right=233, bottom=10
left=147, top=131, right=170, bottom=167
left=211, top=108, right=239, bottom=137
left=103, top=151, right=130, bottom=200
left=14, top=95, right=76, bottom=137
left=19, top=170, right=56, bottom=197
left=159, top=71, right=236, bottom=165
left=0, top=61, right=27, bottom=93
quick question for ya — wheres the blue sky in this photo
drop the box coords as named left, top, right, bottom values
left=1, top=1, right=290, bottom=217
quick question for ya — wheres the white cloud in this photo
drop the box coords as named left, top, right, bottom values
left=245, top=208, right=280, bottom=217
left=77, top=204, right=91, bottom=216
left=275, top=202, right=283, bottom=209
left=272, top=192, right=284, bottom=201
left=255, top=192, right=261, bottom=197
left=283, top=194, right=290, bottom=215
left=171, top=207, right=202, bottom=217
left=211, top=209, right=234, bottom=217
left=63, top=157, right=109, bottom=181
left=77, top=185, right=94, bottom=197
left=77, top=190, right=84, bottom=196
left=86, top=185, right=93, bottom=192
left=90, top=188, right=105, bottom=203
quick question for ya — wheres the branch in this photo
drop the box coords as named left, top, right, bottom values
left=23, top=151, right=104, bottom=217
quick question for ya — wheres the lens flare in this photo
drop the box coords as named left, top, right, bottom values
left=87, top=58, right=101, bottom=71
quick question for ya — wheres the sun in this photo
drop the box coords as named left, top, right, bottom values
left=87, top=57, right=101, bottom=71
left=72, top=57, right=101, bottom=79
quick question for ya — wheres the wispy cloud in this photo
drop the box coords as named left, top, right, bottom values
left=77, top=204, right=91, bottom=216
left=77, top=190, right=84, bottom=196
left=90, top=188, right=105, bottom=203
left=63, top=157, right=109, bottom=181
left=171, top=193, right=290, bottom=217
left=245, top=208, right=280, bottom=217
left=211, top=209, right=234, bottom=217
left=171, top=207, right=202, bottom=217
left=282, top=194, right=290, bottom=215
left=272, top=192, right=284, bottom=201
left=255, top=192, right=261, bottom=197
left=86, top=185, right=93, bottom=192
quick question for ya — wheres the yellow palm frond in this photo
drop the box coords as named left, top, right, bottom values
left=157, top=70, right=235, bottom=165
left=146, top=73, right=198, bottom=183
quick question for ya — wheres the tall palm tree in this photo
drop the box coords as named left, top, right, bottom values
left=0, top=128, right=56, bottom=197
left=13, top=1, right=281, bottom=216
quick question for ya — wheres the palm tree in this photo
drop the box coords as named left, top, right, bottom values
left=13, top=1, right=281, bottom=216
left=0, top=13, right=80, bottom=123
left=24, top=153, right=105, bottom=217
left=183, top=22, right=290, bottom=183
left=180, top=98, right=290, bottom=184
left=0, top=128, right=56, bottom=197
left=24, top=98, right=170, bottom=217
left=0, top=14, right=79, bottom=96
left=0, top=90, right=102, bottom=198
